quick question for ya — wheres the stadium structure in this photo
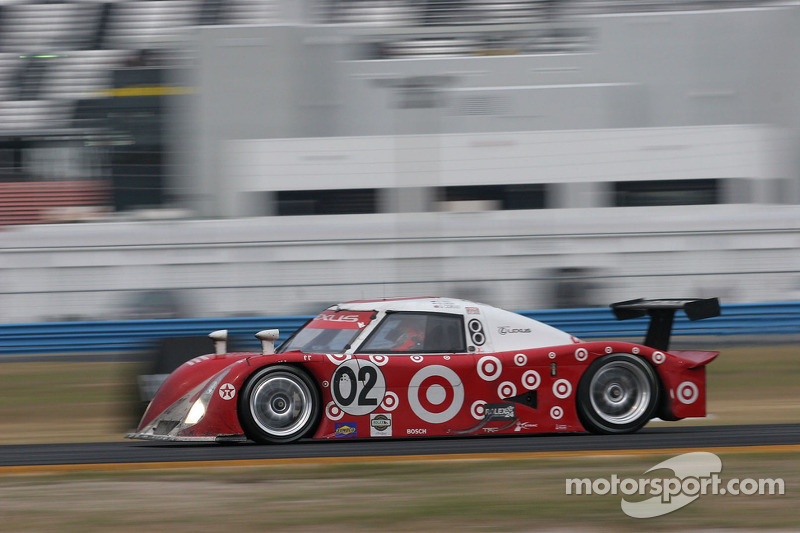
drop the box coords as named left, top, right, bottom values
left=0, top=0, right=799, bottom=322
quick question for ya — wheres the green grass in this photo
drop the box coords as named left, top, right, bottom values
left=0, top=453, right=795, bottom=531
left=0, top=347, right=797, bottom=531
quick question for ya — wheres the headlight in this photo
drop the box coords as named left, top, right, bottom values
left=182, top=369, right=231, bottom=425
left=185, top=398, right=207, bottom=425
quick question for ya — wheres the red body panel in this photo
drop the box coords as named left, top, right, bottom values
left=136, top=341, right=715, bottom=441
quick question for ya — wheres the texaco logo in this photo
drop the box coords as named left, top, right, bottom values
left=676, top=381, right=699, bottom=404
left=408, top=365, right=464, bottom=423
left=477, top=356, right=502, bottom=381
left=218, top=383, right=236, bottom=400
left=552, top=379, right=573, bottom=399
left=522, top=370, right=541, bottom=390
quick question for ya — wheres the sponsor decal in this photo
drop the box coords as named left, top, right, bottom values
left=497, top=326, right=532, bottom=335
left=514, top=421, right=538, bottom=432
left=218, top=383, right=236, bottom=400
left=406, top=428, right=427, bottom=435
left=483, top=402, right=516, bottom=421
left=307, top=311, right=373, bottom=330
left=330, top=359, right=386, bottom=416
left=370, top=413, right=392, bottom=437
left=334, top=422, right=358, bottom=438
left=466, top=307, right=480, bottom=315
left=407, top=365, right=464, bottom=424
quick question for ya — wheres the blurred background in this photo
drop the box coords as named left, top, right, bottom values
left=0, top=0, right=799, bottom=324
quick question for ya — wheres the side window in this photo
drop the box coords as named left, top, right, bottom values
left=358, top=313, right=465, bottom=354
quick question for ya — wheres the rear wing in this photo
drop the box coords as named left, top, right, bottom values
left=610, top=298, right=721, bottom=350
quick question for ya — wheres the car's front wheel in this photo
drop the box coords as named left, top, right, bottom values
left=238, top=365, right=321, bottom=444
left=576, top=353, right=659, bottom=434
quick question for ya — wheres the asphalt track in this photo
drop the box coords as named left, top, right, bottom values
left=1, top=423, right=799, bottom=472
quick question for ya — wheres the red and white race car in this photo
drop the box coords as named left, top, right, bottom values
left=128, top=296, right=720, bottom=443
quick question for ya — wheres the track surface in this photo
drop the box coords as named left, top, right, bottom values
left=1, top=424, right=799, bottom=468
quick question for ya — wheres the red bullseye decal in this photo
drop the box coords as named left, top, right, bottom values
left=677, top=381, right=699, bottom=404
left=326, top=354, right=351, bottom=365
left=477, top=356, right=502, bottom=381
left=381, top=391, right=399, bottom=411
left=497, top=381, right=517, bottom=399
left=369, top=355, right=389, bottom=366
left=553, top=379, right=572, bottom=399
left=408, top=365, right=464, bottom=423
left=522, top=370, right=540, bottom=390
left=325, top=401, right=344, bottom=421
left=470, top=400, right=486, bottom=420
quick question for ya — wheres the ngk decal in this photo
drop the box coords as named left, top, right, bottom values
left=330, top=359, right=386, bottom=416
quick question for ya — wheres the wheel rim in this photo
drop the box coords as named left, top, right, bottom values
left=249, top=372, right=313, bottom=438
left=588, top=360, right=652, bottom=426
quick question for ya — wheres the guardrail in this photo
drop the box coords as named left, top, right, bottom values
left=0, top=302, right=798, bottom=356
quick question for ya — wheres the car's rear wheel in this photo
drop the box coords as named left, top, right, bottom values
left=576, top=353, right=659, bottom=434
left=238, top=365, right=321, bottom=444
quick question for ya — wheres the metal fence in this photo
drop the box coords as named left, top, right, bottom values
left=1, top=302, right=798, bottom=357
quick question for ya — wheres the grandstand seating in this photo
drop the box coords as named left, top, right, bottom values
left=0, top=179, right=111, bottom=226
left=0, top=0, right=774, bottom=226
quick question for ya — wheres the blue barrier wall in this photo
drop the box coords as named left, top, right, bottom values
left=1, top=302, right=798, bottom=356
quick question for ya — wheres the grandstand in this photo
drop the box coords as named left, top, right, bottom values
left=0, top=0, right=798, bottom=321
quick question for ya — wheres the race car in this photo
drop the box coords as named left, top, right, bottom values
left=127, top=296, right=720, bottom=443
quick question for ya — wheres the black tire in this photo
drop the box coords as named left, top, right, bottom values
left=576, top=353, right=659, bottom=435
left=238, top=365, right=321, bottom=444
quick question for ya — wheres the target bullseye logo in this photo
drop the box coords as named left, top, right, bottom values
left=652, top=351, right=666, bottom=365
left=477, top=356, right=502, bottom=381
left=522, top=370, right=541, bottom=390
left=676, top=381, right=699, bottom=404
left=408, top=366, right=464, bottom=423
left=470, top=400, right=486, bottom=420
left=381, top=391, right=399, bottom=411
left=550, top=406, right=564, bottom=420
left=369, top=355, right=389, bottom=366
left=325, top=401, right=344, bottom=421
left=326, top=353, right=351, bottom=365
left=553, top=379, right=573, bottom=399
left=497, top=381, right=517, bottom=399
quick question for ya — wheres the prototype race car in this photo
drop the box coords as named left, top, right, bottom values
left=128, top=296, right=720, bottom=443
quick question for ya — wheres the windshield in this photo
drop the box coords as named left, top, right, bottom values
left=278, top=310, right=374, bottom=354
